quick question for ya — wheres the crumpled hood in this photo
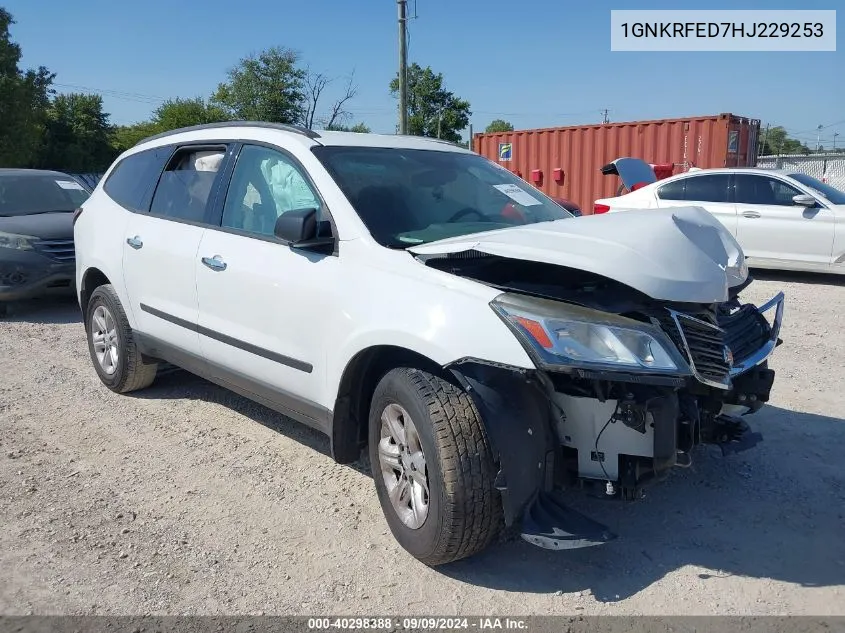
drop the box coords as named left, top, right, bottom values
left=409, top=205, right=746, bottom=303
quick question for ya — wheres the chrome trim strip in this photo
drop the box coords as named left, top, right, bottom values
left=667, top=309, right=732, bottom=390
left=729, top=291, right=784, bottom=378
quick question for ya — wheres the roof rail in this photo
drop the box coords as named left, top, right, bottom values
left=134, top=120, right=321, bottom=146
left=393, top=134, right=467, bottom=149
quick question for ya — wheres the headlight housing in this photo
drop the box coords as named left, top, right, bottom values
left=0, top=231, right=36, bottom=251
left=491, top=293, right=690, bottom=375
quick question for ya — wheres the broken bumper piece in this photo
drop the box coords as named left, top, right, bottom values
left=714, top=415, right=763, bottom=456
left=520, top=491, right=617, bottom=550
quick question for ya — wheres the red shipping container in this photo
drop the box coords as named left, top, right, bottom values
left=472, top=113, right=760, bottom=215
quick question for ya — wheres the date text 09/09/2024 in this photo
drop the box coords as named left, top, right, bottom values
left=307, top=617, right=528, bottom=630
left=619, top=21, right=824, bottom=39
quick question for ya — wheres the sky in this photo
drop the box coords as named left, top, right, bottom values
left=5, top=0, right=844, bottom=147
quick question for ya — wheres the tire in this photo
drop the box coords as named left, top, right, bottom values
left=368, top=367, right=502, bottom=566
left=85, top=284, right=157, bottom=393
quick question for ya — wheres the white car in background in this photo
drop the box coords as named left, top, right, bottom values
left=594, top=158, right=845, bottom=275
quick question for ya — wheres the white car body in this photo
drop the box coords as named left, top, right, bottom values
left=595, top=160, right=845, bottom=274
left=74, top=124, right=784, bottom=564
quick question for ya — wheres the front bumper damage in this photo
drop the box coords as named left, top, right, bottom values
left=446, top=292, right=784, bottom=551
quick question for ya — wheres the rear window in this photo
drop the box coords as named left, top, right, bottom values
left=0, top=175, right=90, bottom=217
left=103, top=146, right=172, bottom=212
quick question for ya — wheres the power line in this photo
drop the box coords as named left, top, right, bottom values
left=52, top=82, right=168, bottom=104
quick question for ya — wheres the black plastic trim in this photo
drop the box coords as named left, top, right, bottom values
left=446, top=361, right=554, bottom=527
left=139, top=303, right=313, bottom=373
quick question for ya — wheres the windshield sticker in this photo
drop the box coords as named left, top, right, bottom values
left=55, top=180, right=85, bottom=191
left=493, top=183, right=542, bottom=206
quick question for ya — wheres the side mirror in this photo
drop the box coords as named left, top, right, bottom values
left=274, top=208, right=334, bottom=251
left=792, top=194, right=817, bottom=207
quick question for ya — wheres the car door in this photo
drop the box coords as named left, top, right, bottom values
left=734, top=174, right=835, bottom=269
left=654, top=173, right=738, bottom=236
left=122, top=143, right=230, bottom=359
left=194, top=142, right=339, bottom=431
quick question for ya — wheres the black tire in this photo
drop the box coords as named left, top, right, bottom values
left=85, top=284, right=157, bottom=393
left=0, top=302, right=7, bottom=318
left=368, top=367, right=502, bottom=566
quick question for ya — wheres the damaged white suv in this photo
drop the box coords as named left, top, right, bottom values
left=75, top=122, right=785, bottom=565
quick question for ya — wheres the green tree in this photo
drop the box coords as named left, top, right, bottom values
left=110, top=122, right=158, bottom=155
left=485, top=119, right=513, bottom=133
left=36, top=93, right=114, bottom=172
left=389, top=63, right=471, bottom=143
left=151, top=97, right=230, bottom=131
left=211, top=47, right=306, bottom=124
left=325, top=122, right=371, bottom=133
left=759, top=125, right=809, bottom=155
left=0, top=8, right=54, bottom=167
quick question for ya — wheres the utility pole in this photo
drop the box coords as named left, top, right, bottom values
left=600, top=109, right=609, bottom=124
left=760, top=123, right=770, bottom=157
left=817, top=124, right=823, bottom=152
left=833, top=132, right=839, bottom=152
left=398, top=0, right=408, bottom=135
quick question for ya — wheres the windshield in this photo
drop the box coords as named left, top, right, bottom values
left=312, top=146, right=573, bottom=247
left=0, top=174, right=91, bottom=217
left=787, top=173, right=845, bottom=205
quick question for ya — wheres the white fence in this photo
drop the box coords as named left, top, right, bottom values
left=756, top=153, right=845, bottom=192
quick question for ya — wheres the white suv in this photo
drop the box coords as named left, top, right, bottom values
left=75, top=122, right=785, bottom=565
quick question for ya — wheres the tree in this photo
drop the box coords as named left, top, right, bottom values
left=485, top=119, right=513, bottom=133
left=150, top=97, right=230, bottom=131
left=389, top=63, right=471, bottom=143
left=325, top=122, right=371, bottom=133
left=0, top=8, right=54, bottom=167
left=302, top=70, right=359, bottom=130
left=36, top=93, right=113, bottom=172
left=211, top=47, right=306, bottom=124
left=110, top=122, right=158, bottom=155
left=759, top=125, right=809, bottom=156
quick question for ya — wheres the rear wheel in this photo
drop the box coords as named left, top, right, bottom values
left=85, top=284, right=157, bottom=393
left=368, top=367, right=501, bottom=565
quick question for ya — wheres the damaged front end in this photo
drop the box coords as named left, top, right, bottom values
left=436, top=252, right=784, bottom=551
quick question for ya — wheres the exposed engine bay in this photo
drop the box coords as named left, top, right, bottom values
left=424, top=250, right=784, bottom=550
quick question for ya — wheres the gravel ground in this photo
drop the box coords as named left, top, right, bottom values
left=1, top=271, right=844, bottom=616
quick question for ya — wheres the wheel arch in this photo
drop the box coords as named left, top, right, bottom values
left=79, top=267, right=112, bottom=318
left=329, top=345, right=452, bottom=464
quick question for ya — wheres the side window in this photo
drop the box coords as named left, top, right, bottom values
left=735, top=175, right=802, bottom=206
left=103, top=147, right=171, bottom=212
left=682, top=174, right=731, bottom=203
left=149, top=146, right=226, bottom=222
left=656, top=179, right=685, bottom=200
left=221, top=145, right=322, bottom=237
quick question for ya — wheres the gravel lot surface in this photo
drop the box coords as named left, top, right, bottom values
left=1, top=271, right=843, bottom=616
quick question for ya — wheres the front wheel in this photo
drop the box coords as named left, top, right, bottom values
left=368, top=367, right=502, bottom=565
left=85, top=284, right=157, bottom=393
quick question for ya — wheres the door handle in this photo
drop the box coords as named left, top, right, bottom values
left=126, top=236, right=143, bottom=249
left=201, top=255, right=227, bottom=271
left=742, top=210, right=761, bottom=219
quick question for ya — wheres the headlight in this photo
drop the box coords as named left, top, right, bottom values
left=0, top=231, right=36, bottom=251
left=491, top=293, right=690, bottom=374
